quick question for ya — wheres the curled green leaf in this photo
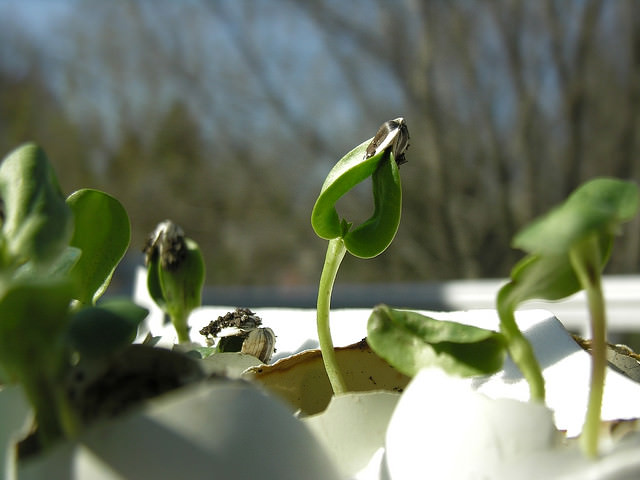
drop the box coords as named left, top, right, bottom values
left=343, top=152, right=402, bottom=258
left=311, top=140, right=402, bottom=258
left=367, top=305, right=506, bottom=378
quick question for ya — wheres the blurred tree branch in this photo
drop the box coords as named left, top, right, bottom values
left=1, top=0, right=639, bottom=285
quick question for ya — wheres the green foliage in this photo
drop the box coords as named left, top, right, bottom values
left=67, top=189, right=131, bottom=305
left=144, top=221, right=205, bottom=343
left=0, top=143, right=73, bottom=269
left=497, top=177, right=639, bottom=457
left=513, top=178, right=638, bottom=256
left=67, top=299, right=147, bottom=359
left=0, top=143, right=143, bottom=450
left=0, top=278, right=72, bottom=382
left=501, top=178, right=638, bottom=325
left=311, top=140, right=402, bottom=259
left=367, top=305, right=506, bottom=378
left=0, top=277, right=75, bottom=445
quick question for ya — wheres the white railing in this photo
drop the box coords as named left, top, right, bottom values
left=134, top=267, right=640, bottom=339
left=436, top=275, right=640, bottom=337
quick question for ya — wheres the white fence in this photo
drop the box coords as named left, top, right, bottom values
left=433, top=275, right=640, bottom=338
left=135, top=267, right=640, bottom=340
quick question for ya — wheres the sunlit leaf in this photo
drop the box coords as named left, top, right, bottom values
left=367, top=305, right=506, bottom=378
left=513, top=178, right=638, bottom=256
left=311, top=139, right=381, bottom=240
left=500, top=179, right=636, bottom=309
left=497, top=177, right=639, bottom=405
left=67, top=189, right=131, bottom=304
left=311, top=140, right=402, bottom=258
left=0, top=144, right=73, bottom=268
left=343, top=152, right=402, bottom=258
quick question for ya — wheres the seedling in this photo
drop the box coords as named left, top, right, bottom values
left=0, top=143, right=146, bottom=451
left=311, top=118, right=408, bottom=394
left=497, top=177, right=639, bottom=457
left=144, top=220, right=205, bottom=343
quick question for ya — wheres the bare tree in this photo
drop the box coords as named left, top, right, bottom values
left=291, top=0, right=640, bottom=279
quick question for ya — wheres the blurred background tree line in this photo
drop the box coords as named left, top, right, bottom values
left=0, top=0, right=638, bottom=289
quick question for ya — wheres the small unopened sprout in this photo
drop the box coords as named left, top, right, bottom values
left=144, top=220, right=187, bottom=270
left=143, top=220, right=205, bottom=343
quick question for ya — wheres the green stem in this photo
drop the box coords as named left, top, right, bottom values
left=19, top=352, right=82, bottom=449
left=316, top=237, right=348, bottom=395
left=570, top=238, right=607, bottom=458
left=497, top=299, right=546, bottom=402
left=20, top=371, right=65, bottom=448
left=171, top=311, right=191, bottom=343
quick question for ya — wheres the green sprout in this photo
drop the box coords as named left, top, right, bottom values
left=0, top=143, right=145, bottom=451
left=496, top=177, right=638, bottom=457
left=311, top=118, right=408, bottom=394
left=144, top=220, right=205, bottom=343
